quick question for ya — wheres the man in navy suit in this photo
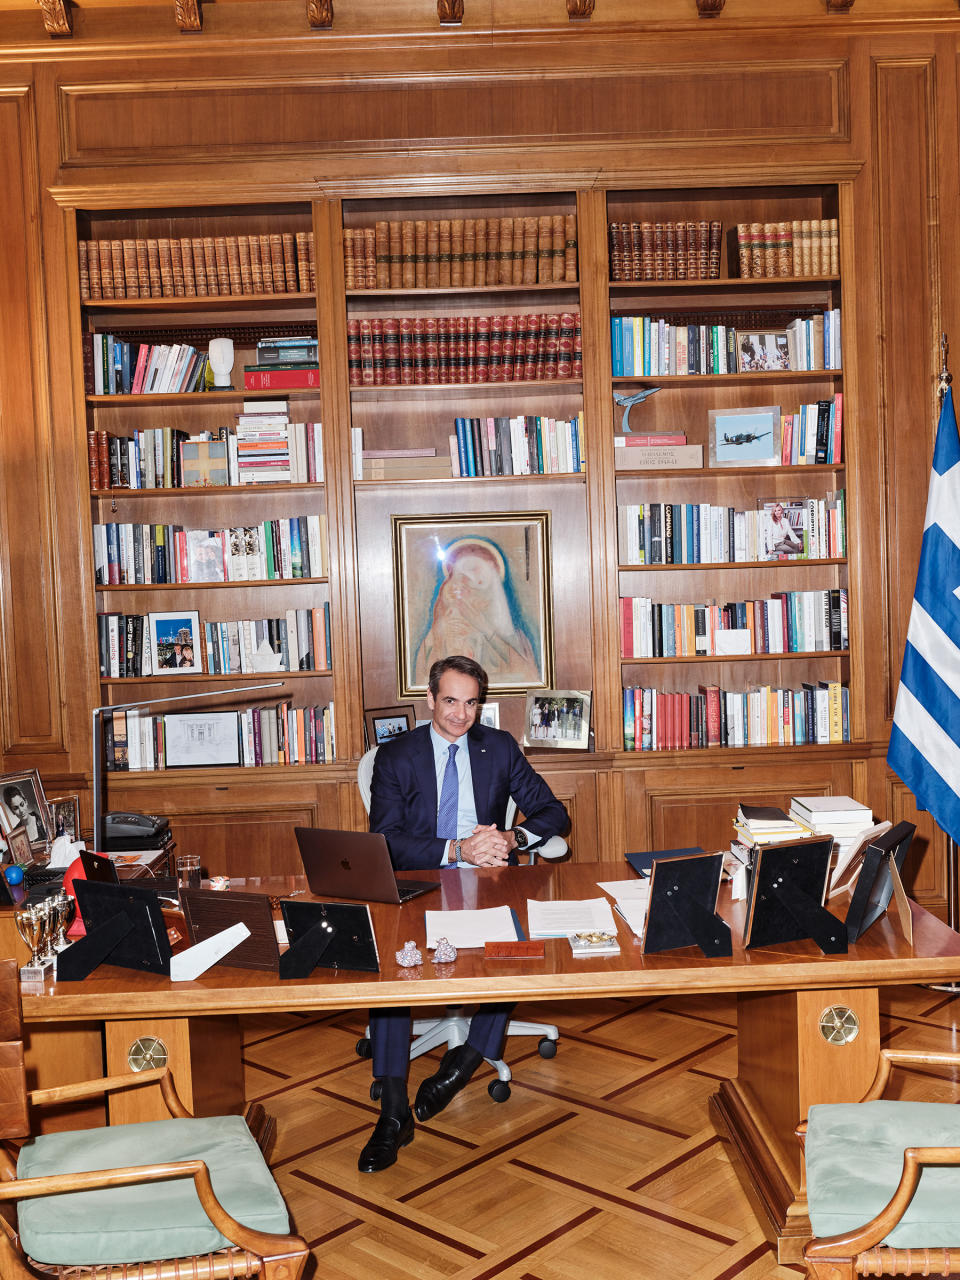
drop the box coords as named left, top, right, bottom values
left=358, top=653, right=569, bottom=1172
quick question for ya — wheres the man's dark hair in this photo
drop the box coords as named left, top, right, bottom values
left=3, top=785, right=26, bottom=808
left=428, top=655, right=488, bottom=701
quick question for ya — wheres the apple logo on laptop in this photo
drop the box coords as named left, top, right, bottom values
left=340, top=858, right=351, bottom=871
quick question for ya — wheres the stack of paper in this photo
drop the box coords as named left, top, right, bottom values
left=734, top=803, right=812, bottom=847
left=597, top=879, right=651, bottom=938
left=526, top=898, right=618, bottom=939
left=424, top=906, right=518, bottom=950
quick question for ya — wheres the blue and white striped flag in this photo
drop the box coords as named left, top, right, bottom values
left=888, top=387, right=960, bottom=842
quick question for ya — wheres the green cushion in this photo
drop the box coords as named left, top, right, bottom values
left=806, top=1100, right=960, bottom=1247
left=16, top=1114, right=291, bottom=1265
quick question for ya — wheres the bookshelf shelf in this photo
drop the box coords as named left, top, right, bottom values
left=614, top=463, right=844, bottom=478
left=91, top=483, right=325, bottom=501
left=621, top=650, right=849, bottom=665
left=95, top=577, right=328, bottom=592
left=82, top=293, right=316, bottom=315
left=349, top=379, right=583, bottom=399
left=609, top=275, right=840, bottom=293
left=346, top=282, right=577, bottom=301
left=355, top=472, right=586, bottom=489
left=100, top=669, right=332, bottom=686
left=618, top=557, right=846, bottom=571
left=612, top=371, right=842, bottom=388
left=87, top=388, right=321, bottom=407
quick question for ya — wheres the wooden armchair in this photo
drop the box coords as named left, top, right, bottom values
left=0, top=959, right=308, bottom=1280
left=799, top=1047, right=960, bottom=1279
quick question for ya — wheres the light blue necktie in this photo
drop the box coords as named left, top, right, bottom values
left=436, top=743, right=459, bottom=839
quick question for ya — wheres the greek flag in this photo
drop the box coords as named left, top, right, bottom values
left=888, top=387, right=960, bottom=843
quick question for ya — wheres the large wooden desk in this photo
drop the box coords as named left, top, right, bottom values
left=19, top=861, right=960, bottom=1263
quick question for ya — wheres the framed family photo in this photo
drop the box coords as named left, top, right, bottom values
left=48, top=794, right=81, bottom=842
left=709, top=405, right=780, bottom=468
left=392, top=513, right=554, bottom=698
left=759, top=498, right=806, bottom=559
left=149, top=610, right=202, bottom=673
left=735, top=331, right=791, bottom=373
left=365, top=705, right=415, bottom=747
left=523, top=690, right=591, bottom=750
left=0, top=770, right=51, bottom=854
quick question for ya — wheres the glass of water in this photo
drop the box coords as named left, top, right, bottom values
left=176, top=854, right=201, bottom=890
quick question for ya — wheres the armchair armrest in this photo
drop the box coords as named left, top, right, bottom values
left=0, top=1159, right=308, bottom=1260
left=805, top=1146, right=960, bottom=1262
left=861, top=1048, right=960, bottom=1102
left=30, top=1066, right=191, bottom=1118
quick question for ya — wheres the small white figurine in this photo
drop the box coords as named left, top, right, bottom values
left=433, top=937, right=457, bottom=964
left=396, top=940, right=422, bottom=967
left=207, top=337, right=235, bottom=388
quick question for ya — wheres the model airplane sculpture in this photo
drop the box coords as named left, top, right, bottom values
left=613, top=386, right=660, bottom=433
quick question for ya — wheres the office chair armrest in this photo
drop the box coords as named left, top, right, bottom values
left=533, top=835, right=569, bottom=861
left=30, top=1066, right=192, bottom=1118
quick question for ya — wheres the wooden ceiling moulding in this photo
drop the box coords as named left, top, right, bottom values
left=696, top=0, right=725, bottom=15
left=438, top=0, right=464, bottom=24
left=37, top=0, right=72, bottom=37
left=174, top=0, right=202, bottom=32
left=567, top=0, right=595, bottom=18
left=307, top=0, right=333, bottom=27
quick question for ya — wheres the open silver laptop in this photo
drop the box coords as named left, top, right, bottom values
left=293, top=827, right=440, bottom=904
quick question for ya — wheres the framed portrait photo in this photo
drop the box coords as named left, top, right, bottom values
left=48, top=794, right=81, bottom=842
left=759, top=498, right=806, bottom=559
left=364, top=705, right=415, bottom=748
left=523, top=690, right=591, bottom=750
left=709, top=405, right=781, bottom=468
left=479, top=702, right=500, bottom=729
left=393, top=513, right=554, bottom=698
left=148, top=610, right=202, bottom=674
left=0, top=770, right=51, bottom=854
left=735, top=330, right=791, bottom=373
left=6, top=824, right=31, bottom=866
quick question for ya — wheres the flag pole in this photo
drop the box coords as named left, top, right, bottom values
left=937, top=333, right=960, bottom=935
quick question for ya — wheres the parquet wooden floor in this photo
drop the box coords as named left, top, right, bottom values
left=242, top=985, right=960, bottom=1280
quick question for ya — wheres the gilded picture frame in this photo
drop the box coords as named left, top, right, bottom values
left=392, top=513, right=554, bottom=698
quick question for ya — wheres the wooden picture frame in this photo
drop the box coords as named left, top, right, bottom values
left=148, top=610, right=202, bottom=674
left=0, top=770, right=51, bottom=854
left=392, top=512, right=554, bottom=698
left=6, top=824, right=32, bottom=867
left=523, top=689, right=591, bottom=749
left=364, top=705, right=415, bottom=747
left=48, top=794, right=81, bottom=842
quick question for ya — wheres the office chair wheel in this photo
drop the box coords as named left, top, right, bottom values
left=538, top=1037, right=557, bottom=1058
left=370, top=1080, right=382, bottom=1101
left=488, top=1079, right=511, bottom=1103
left=355, top=1037, right=372, bottom=1059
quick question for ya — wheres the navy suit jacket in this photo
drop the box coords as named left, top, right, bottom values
left=369, top=722, right=569, bottom=871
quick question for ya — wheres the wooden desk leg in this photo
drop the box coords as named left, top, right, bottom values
left=710, top=986, right=879, bottom=1265
left=104, top=1016, right=244, bottom=1125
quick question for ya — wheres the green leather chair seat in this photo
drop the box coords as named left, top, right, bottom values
left=17, top=1114, right=291, bottom=1265
left=806, top=1100, right=960, bottom=1247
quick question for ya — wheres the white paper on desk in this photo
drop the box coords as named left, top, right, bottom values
left=425, top=906, right=517, bottom=950
left=614, top=899, right=650, bottom=938
left=597, top=879, right=651, bottom=905
left=527, top=897, right=618, bottom=938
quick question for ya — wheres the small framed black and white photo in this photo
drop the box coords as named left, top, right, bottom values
left=364, top=705, right=415, bottom=748
left=523, top=690, right=591, bottom=750
left=0, top=770, right=51, bottom=854
left=148, top=610, right=202, bottom=674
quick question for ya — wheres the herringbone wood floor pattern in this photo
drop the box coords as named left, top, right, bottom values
left=242, top=986, right=960, bottom=1280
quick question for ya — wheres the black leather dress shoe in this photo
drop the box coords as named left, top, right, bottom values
left=414, top=1047, right=478, bottom=1122
left=357, top=1109, right=414, bottom=1173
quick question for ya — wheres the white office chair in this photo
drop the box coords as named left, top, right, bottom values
left=356, top=744, right=564, bottom=1101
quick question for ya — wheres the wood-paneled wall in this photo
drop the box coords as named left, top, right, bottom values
left=0, top=2, right=957, bottom=910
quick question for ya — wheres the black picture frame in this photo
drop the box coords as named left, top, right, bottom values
left=844, top=821, right=916, bottom=943
left=280, top=899, right=380, bottom=973
left=743, top=836, right=846, bottom=954
left=641, top=851, right=731, bottom=957
left=71, top=880, right=173, bottom=976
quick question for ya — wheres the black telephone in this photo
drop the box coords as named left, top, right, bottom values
left=104, top=811, right=168, bottom=839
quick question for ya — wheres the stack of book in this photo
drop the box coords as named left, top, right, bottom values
left=78, top=232, right=314, bottom=300
left=734, top=803, right=812, bottom=848
left=608, top=220, right=722, bottom=282
left=613, top=433, right=703, bottom=471
left=735, top=219, right=839, bottom=279
left=244, top=336, right=319, bottom=390
left=361, top=448, right=449, bottom=481
left=343, top=213, right=578, bottom=290
left=85, top=333, right=209, bottom=395
left=788, top=795, right=875, bottom=861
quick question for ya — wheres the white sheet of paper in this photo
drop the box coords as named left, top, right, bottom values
left=424, top=906, right=518, bottom=950
left=526, top=897, right=618, bottom=938
left=614, top=899, right=650, bottom=938
left=597, top=879, right=651, bottom=904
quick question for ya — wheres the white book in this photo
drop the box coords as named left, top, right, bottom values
left=285, top=608, right=299, bottom=671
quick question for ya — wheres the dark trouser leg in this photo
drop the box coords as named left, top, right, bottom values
left=465, top=1003, right=515, bottom=1060
left=369, top=1006, right=413, bottom=1081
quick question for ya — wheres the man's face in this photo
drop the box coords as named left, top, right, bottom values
left=427, top=670, right=480, bottom=743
